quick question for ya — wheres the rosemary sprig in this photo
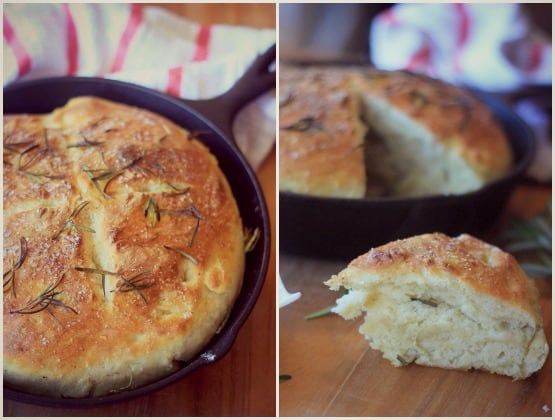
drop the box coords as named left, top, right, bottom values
left=111, top=271, right=153, bottom=304
left=11, top=139, right=65, bottom=183
left=10, top=275, right=77, bottom=323
left=410, top=297, right=438, bottom=307
left=396, top=355, right=409, bottom=366
left=304, top=287, right=349, bottom=320
left=159, top=205, right=204, bottom=246
left=83, top=157, right=147, bottom=198
left=496, top=202, right=552, bottom=279
left=409, top=89, right=430, bottom=108
left=74, top=266, right=118, bottom=298
left=18, top=169, right=66, bottom=184
left=280, top=117, right=324, bottom=133
left=244, top=227, right=261, bottom=253
left=3, top=140, right=35, bottom=154
left=142, top=196, right=204, bottom=246
left=3, top=237, right=28, bottom=298
left=52, top=200, right=96, bottom=240
left=67, top=134, right=104, bottom=148
left=164, top=245, right=198, bottom=265
left=144, top=196, right=161, bottom=226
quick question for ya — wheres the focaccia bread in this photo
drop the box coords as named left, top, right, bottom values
left=279, top=66, right=513, bottom=198
left=325, top=233, right=549, bottom=379
left=279, top=66, right=367, bottom=198
left=3, top=97, right=245, bottom=398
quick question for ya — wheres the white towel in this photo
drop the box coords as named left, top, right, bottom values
left=370, top=3, right=552, bottom=182
left=3, top=3, right=276, bottom=170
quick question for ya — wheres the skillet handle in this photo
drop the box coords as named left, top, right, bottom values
left=179, top=44, right=276, bottom=143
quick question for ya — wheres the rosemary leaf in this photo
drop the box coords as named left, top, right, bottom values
left=164, top=245, right=198, bottom=265
left=304, top=305, right=335, bottom=320
left=66, top=134, right=104, bottom=148
left=10, top=275, right=77, bottom=320
left=3, top=237, right=28, bottom=298
left=143, top=196, right=161, bottom=226
left=519, top=263, right=553, bottom=278
left=279, top=374, right=292, bottom=383
left=280, top=117, right=323, bottom=132
left=244, top=227, right=261, bottom=253
left=409, top=90, right=430, bottom=108
left=74, top=266, right=118, bottom=298
left=159, top=205, right=204, bottom=246
left=305, top=287, right=349, bottom=320
left=112, top=271, right=153, bottom=304
left=396, top=355, right=409, bottom=366
left=495, top=202, right=552, bottom=279
left=52, top=201, right=95, bottom=240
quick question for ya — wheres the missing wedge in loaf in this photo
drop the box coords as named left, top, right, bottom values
left=279, top=66, right=513, bottom=198
left=4, top=97, right=246, bottom=398
left=325, top=233, right=549, bottom=379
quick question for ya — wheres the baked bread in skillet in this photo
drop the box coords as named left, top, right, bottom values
left=279, top=66, right=367, bottom=198
left=3, top=97, right=245, bottom=397
left=325, top=233, right=549, bottom=379
left=279, top=66, right=513, bottom=198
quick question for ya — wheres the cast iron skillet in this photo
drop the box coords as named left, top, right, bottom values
left=280, top=90, right=535, bottom=260
left=3, top=45, right=275, bottom=407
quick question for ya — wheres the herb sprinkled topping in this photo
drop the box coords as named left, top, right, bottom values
left=74, top=267, right=118, bottom=298
left=10, top=275, right=77, bottom=324
left=244, top=227, right=261, bottom=252
left=280, top=117, right=324, bottom=133
left=164, top=245, right=198, bottom=265
left=3, top=237, right=28, bottom=298
left=111, top=271, right=153, bottom=304
left=52, top=200, right=95, bottom=240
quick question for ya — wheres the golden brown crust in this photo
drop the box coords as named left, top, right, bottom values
left=3, top=97, right=245, bottom=397
left=328, top=233, right=541, bottom=321
left=279, top=66, right=366, bottom=198
left=279, top=65, right=512, bottom=197
left=352, top=70, right=512, bottom=182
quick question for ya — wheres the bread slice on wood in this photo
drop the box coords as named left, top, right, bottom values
left=325, top=233, right=549, bottom=379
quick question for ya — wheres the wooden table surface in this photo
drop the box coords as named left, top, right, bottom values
left=3, top=4, right=276, bottom=417
left=279, top=183, right=552, bottom=417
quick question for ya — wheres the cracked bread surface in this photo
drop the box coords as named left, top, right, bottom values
left=325, top=233, right=549, bottom=379
left=279, top=66, right=512, bottom=198
left=3, top=97, right=245, bottom=397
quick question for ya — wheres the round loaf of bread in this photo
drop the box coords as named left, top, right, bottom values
left=3, top=97, right=245, bottom=398
left=326, top=233, right=549, bottom=379
left=279, top=65, right=513, bottom=198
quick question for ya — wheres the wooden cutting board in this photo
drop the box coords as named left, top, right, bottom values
left=279, top=250, right=552, bottom=417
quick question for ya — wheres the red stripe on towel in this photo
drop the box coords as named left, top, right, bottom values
left=165, top=66, right=183, bottom=97
left=406, top=44, right=431, bottom=72
left=62, top=4, right=78, bottom=75
left=192, top=24, right=211, bottom=62
left=3, top=15, right=31, bottom=77
left=526, top=43, right=543, bottom=72
left=111, top=4, right=143, bottom=72
left=381, top=8, right=400, bottom=26
left=453, top=3, right=470, bottom=73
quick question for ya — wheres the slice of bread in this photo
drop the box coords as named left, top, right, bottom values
left=325, top=233, right=549, bottom=379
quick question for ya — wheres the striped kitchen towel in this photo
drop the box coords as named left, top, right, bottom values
left=370, top=3, right=552, bottom=182
left=370, top=3, right=551, bottom=92
left=3, top=3, right=276, bottom=169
